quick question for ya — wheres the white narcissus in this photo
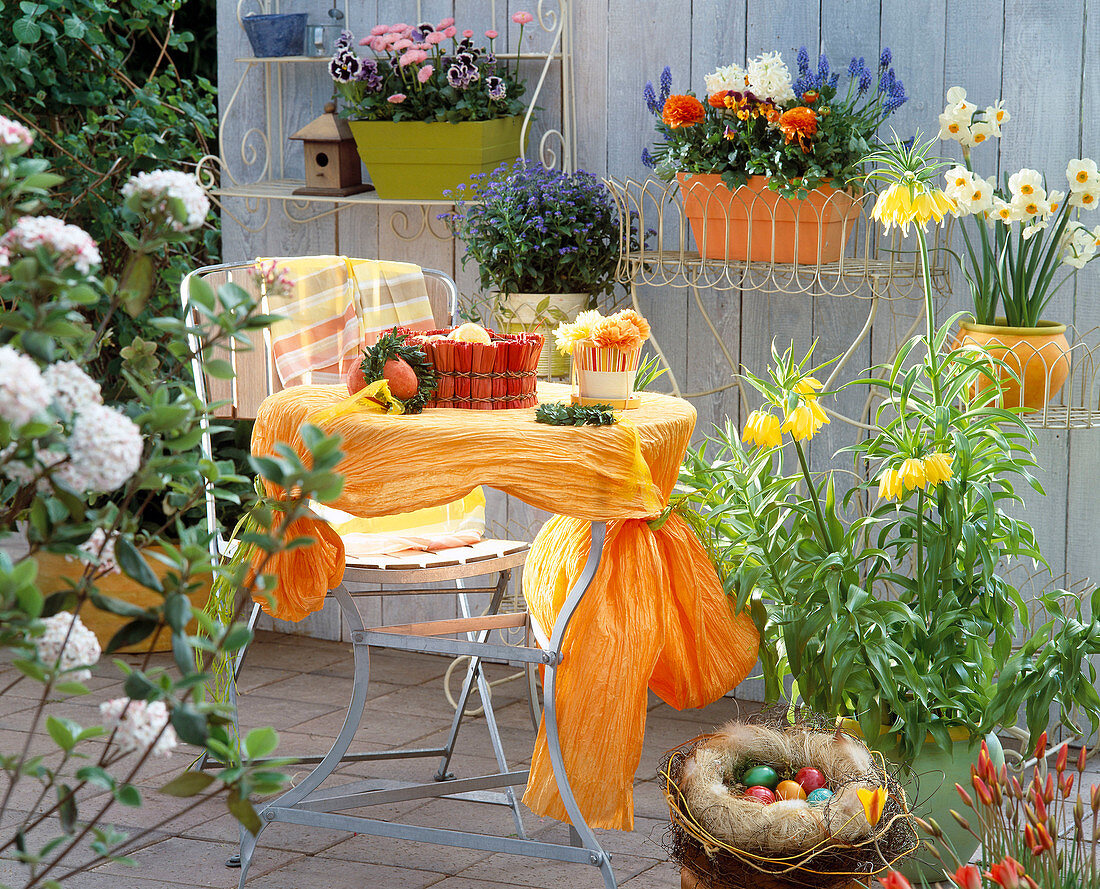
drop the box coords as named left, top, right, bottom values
left=1067, top=158, right=1099, bottom=191
left=991, top=197, right=1023, bottom=225
left=1008, top=169, right=1045, bottom=200
left=1069, top=186, right=1100, bottom=210
left=984, top=100, right=1010, bottom=135
left=970, top=121, right=995, bottom=147
left=1060, top=224, right=1098, bottom=269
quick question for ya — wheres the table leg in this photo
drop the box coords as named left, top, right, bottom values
left=542, top=522, right=618, bottom=889
left=236, top=582, right=369, bottom=889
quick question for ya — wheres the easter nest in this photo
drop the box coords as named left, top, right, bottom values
left=659, top=707, right=918, bottom=889
left=399, top=326, right=544, bottom=410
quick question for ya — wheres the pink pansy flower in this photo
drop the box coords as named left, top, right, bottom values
left=512, top=11, right=534, bottom=24
left=425, top=31, right=445, bottom=45
left=485, top=29, right=498, bottom=39
left=417, top=65, right=434, bottom=84
left=394, top=38, right=414, bottom=51
left=463, top=29, right=474, bottom=38
left=437, top=17, right=455, bottom=28
left=387, top=93, right=407, bottom=103
left=443, top=26, right=456, bottom=38
left=369, top=24, right=388, bottom=36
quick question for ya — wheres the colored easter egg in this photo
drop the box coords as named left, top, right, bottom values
left=743, top=785, right=776, bottom=805
left=796, top=766, right=828, bottom=793
left=775, top=780, right=807, bottom=801
left=742, top=765, right=780, bottom=789
left=807, top=788, right=834, bottom=804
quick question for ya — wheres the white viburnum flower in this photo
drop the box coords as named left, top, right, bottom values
left=0, top=216, right=101, bottom=275
left=704, top=63, right=747, bottom=96
left=1069, top=185, right=1100, bottom=210
left=983, top=100, right=1010, bottom=136
left=1008, top=169, right=1045, bottom=200
left=0, top=345, right=50, bottom=428
left=122, top=170, right=210, bottom=233
left=66, top=403, right=143, bottom=492
left=69, top=528, right=121, bottom=575
left=0, top=115, right=34, bottom=157
left=42, top=360, right=103, bottom=419
left=34, top=611, right=101, bottom=681
left=1067, top=158, right=1100, bottom=192
left=99, top=699, right=179, bottom=758
left=746, top=51, right=795, bottom=103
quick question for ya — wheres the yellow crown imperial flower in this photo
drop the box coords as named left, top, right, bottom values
left=872, top=181, right=958, bottom=235
left=897, top=457, right=927, bottom=492
left=742, top=409, right=782, bottom=449
left=922, top=451, right=954, bottom=487
left=794, top=376, right=824, bottom=399
left=878, top=467, right=902, bottom=501
left=780, top=399, right=828, bottom=442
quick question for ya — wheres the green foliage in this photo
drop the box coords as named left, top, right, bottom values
left=0, top=0, right=219, bottom=392
left=534, top=402, right=617, bottom=426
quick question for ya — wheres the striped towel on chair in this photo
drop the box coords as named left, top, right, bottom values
left=264, top=256, right=436, bottom=387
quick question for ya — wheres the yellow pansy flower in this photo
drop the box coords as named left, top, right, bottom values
left=857, top=786, right=889, bottom=827
left=897, top=457, right=927, bottom=492
left=872, top=182, right=958, bottom=235
left=922, top=451, right=954, bottom=487
left=878, top=467, right=902, bottom=501
left=780, top=400, right=827, bottom=442
left=742, top=409, right=782, bottom=449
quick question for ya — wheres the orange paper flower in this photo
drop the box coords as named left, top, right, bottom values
left=778, top=106, right=818, bottom=151
left=616, top=308, right=651, bottom=342
left=662, top=94, right=706, bottom=129
left=592, top=312, right=646, bottom=351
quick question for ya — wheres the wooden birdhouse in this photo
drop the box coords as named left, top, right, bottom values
left=290, top=102, right=372, bottom=197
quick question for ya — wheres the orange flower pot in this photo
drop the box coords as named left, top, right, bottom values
left=677, top=173, right=860, bottom=264
left=955, top=319, right=1071, bottom=412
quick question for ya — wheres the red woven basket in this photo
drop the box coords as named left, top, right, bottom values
left=400, top=327, right=543, bottom=410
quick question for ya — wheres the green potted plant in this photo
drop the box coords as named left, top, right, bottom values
left=937, top=85, right=1100, bottom=411
left=445, top=160, right=623, bottom=377
left=642, top=48, right=907, bottom=263
left=677, top=137, right=1100, bottom=879
left=328, top=16, right=531, bottom=200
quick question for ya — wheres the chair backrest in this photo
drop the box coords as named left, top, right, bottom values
left=180, top=258, right=457, bottom=422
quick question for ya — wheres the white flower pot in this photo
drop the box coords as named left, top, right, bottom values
left=572, top=342, right=642, bottom=403
left=494, top=291, right=590, bottom=378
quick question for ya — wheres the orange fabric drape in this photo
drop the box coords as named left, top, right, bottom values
left=521, top=514, right=758, bottom=831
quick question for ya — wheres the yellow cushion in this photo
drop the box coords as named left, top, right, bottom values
left=310, top=486, right=486, bottom=538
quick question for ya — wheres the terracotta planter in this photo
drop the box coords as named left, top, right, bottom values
left=495, top=291, right=590, bottom=378
left=677, top=172, right=860, bottom=264
left=35, top=547, right=210, bottom=654
left=956, top=318, right=1071, bottom=411
left=347, top=116, right=525, bottom=200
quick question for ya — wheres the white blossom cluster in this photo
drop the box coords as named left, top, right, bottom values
left=99, top=698, right=179, bottom=758
left=0, top=345, right=51, bottom=428
left=0, top=215, right=101, bottom=275
left=34, top=611, right=101, bottom=681
left=64, top=403, right=143, bottom=492
left=72, top=527, right=121, bottom=575
left=0, top=115, right=33, bottom=155
left=938, top=86, right=1008, bottom=148
left=42, top=360, right=103, bottom=419
left=122, top=170, right=210, bottom=233
left=703, top=62, right=747, bottom=96
left=745, top=51, right=795, bottom=103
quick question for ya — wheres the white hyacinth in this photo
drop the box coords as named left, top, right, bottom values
left=71, top=528, right=121, bottom=575
left=122, top=170, right=210, bottom=233
left=0, top=216, right=101, bottom=275
left=66, top=403, right=143, bottom=492
left=99, top=699, right=179, bottom=758
left=703, top=63, right=747, bottom=96
left=0, top=115, right=33, bottom=156
left=43, top=360, right=103, bottom=419
left=745, top=51, right=795, bottom=103
left=34, top=611, right=101, bottom=681
left=0, top=345, right=50, bottom=428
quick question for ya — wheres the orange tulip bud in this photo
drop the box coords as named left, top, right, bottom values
left=956, top=783, right=974, bottom=807
left=1079, top=745, right=1088, bottom=772
left=1091, top=784, right=1100, bottom=812
left=1035, top=731, right=1048, bottom=760
left=951, top=864, right=982, bottom=889
left=1012, top=777, right=1024, bottom=799
left=1025, top=825, right=1040, bottom=855
left=1057, top=743, right=1069, bottom=774
left=1045, top=773, right=1055, bottom=803
left=1062, top=774, right=1075, bottom=798
left=973, top=775, right=994, bottom=806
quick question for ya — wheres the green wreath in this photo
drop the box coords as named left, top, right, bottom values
left=358, top=328, right=437, bottom=414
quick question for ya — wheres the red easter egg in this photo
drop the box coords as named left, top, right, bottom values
left=796, top=767, right=827, bottom=793
left=743, top=785, right=776, bottom=805
left=775, top=780, right=807, bottom=801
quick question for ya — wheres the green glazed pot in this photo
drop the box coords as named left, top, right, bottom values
left=347, top=116, right=526, bottom=200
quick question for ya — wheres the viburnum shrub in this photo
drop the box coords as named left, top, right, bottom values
left=0, top=120, right=346, bottom=887
left=643, top=48, right=907, bottom=197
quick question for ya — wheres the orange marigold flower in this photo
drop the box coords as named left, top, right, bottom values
left=662, top=94, right=706, bottom=129
left=778, top=106, right=818, bottom=151
left=708, top=91, right=729, bottom=108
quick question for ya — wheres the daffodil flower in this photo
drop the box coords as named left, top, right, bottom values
left=742, top=409, right=782, bottom=449
left=857, top=785, right=888, bottom=827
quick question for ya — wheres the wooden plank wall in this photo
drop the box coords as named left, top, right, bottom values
left=217, top=2, right=1100, bottom=651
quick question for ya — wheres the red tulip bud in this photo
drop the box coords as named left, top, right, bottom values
left=1091, top=784, right=1100, bottom=813
left=1062, top=774, right=1075, bottom=798
left=1078, top=744, right=1088, bottom=772
left=1035, top=795, right=1048, bottom=823
left=1057, top=743, right=1069, bottom=774
left=951, top=864, right=982, bottom=889
left=1012, top=777, right=1024, bottom=799
left=1024, top=824, right=1039, bottom=855
left=1045, top=773, right=1055, bottom=804
left=956, top=783, right=975, bottom=807
left=1036, top=822, right=1054, bottom=852
left=973, top=775, right=994, bottom=806
left=1035, top=731, right=1048, bottom=760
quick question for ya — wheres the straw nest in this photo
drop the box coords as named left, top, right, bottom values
left=659, top=708, right=918, bottom=889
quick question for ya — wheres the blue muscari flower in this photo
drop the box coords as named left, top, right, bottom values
left=847, top=56, right=860, bottom=78
left=797, top=46, right=810, bottom=76
left=829, top=71, right=839, bottom=89
left=659, top=65, right=672, bottom=105
left=817, top=51, right=830, bottom=82
left=641, top=147, right=655, bottom=169
left=857, top=60, right=871, bottom=95
left=879, top=47, right=892, bottom=71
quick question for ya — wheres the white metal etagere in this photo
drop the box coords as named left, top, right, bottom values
left=199, top=0, right=575, bottom=239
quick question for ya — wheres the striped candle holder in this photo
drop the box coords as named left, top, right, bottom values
left=571, top=341, right=642, bottom=404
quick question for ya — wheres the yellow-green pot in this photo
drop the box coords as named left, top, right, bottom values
left=347, top=116, right=526, bottom=200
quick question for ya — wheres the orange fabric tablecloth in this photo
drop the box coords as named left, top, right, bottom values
left=250, top=382, right=759, bottom=831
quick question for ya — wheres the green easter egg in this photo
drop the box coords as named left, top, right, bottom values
left=807, top=788, right=834, bottom=804
left=741, top=765, right=779, bottom=789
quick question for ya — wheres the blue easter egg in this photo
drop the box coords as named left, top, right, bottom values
left=807, top=788, right=834, bottom=804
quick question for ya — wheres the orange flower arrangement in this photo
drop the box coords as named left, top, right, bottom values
left=778, top=106, right=818, bottom=151
left=661, top=94, right=706, bottom=129
left=591, top=309, right=650, bottom=351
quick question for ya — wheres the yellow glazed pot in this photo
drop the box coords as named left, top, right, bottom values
left=956, top=318, right=1071, bottom=411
